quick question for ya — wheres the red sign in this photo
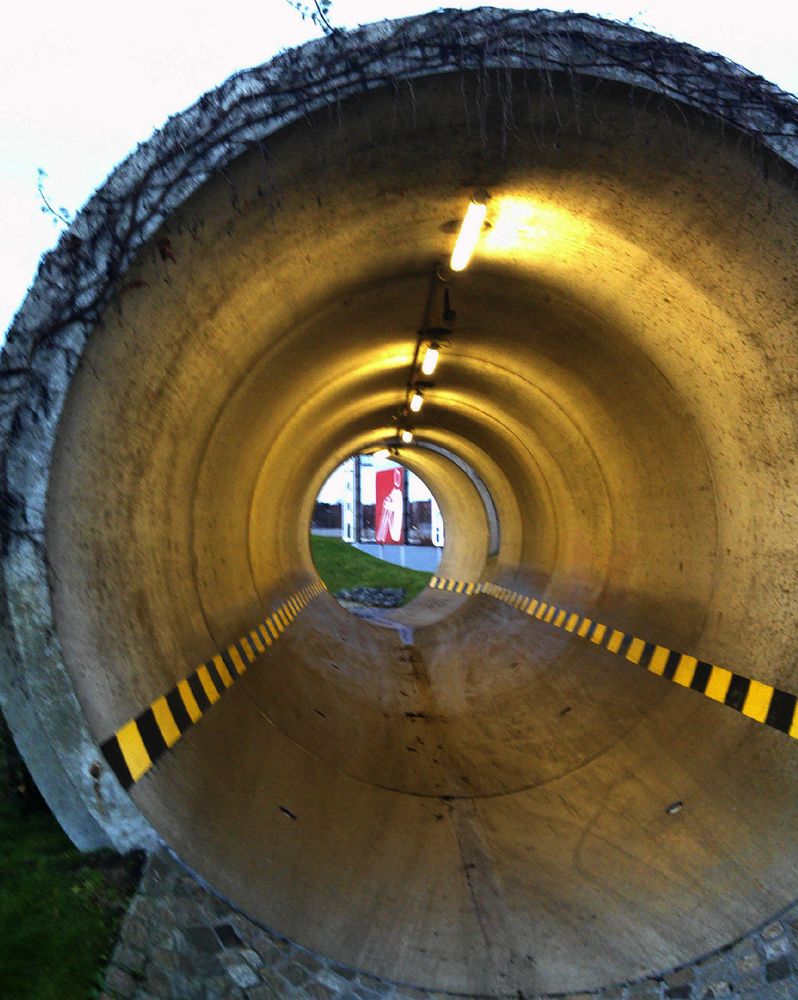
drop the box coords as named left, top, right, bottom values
left=375, top=467, right=405, bottom=544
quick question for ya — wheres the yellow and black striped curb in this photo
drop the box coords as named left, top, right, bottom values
left=429, top=575, right=798, bottom=740
left=101, top=580, right=327, bottom=790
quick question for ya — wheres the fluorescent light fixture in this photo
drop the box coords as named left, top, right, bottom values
left=421, top=343, right=440, bottom=376
left=400, top=429, right=414, bottom=444
left=373, top=448, right=390, bottom=460
left=409, top=391, right=424, bottom=413
left=450, top=193, right=488, bottom=272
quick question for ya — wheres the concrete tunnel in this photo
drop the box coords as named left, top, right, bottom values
left=2, top=7, right=798, bottom=996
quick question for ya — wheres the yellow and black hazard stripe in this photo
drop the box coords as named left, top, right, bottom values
left=100, top=580, right=327, bottom=790
left=429, top=576, right=798, bottom=741
left=428, top=575, right=483, bottom=596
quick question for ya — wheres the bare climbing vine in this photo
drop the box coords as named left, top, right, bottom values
left=36, top=168, right=73, bottom=227
left=284, top=0, right=336, bottom=35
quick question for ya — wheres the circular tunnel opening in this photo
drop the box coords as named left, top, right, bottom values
left=310, top=452, right=443, bottom=616
left=3, top=11, right=798, bottom=997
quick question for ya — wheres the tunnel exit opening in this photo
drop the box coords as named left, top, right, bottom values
left=310, top=451, right=442, bottom=614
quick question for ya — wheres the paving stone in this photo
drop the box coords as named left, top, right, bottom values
left=736, top=950, right=762, bottom=975
left=248, top=968, right=291, bottom=997
left=248, top=928, right=293, bottom=959
left=126, top=895, right=152, bottom=921
left=330, top=964, right=359, bottom=981
left=113, top=944, right=147, bottom=975
left=146, top=900, right=179, bottom=929
left=206, top=894, right=238, bottom=918
left=245, top=982, right=286, bottom=1000
left=227, top=962, right=261, bottom=989
left=151, top=946, right=182, bottom=971
left=169, top=898, right=206, bottom=925
left=270, top=934, right=295, bottom=954
left=214, top=922, right=244, bottom=948
left=281, top=960, right=311, bottom=986
left=219, top=950, right=250, bottom=971
left=317, top=968, right=359, bottom=992
left=178, top=949, right=217, bottom=977
left=352, top=985, right=388, bottom=1000
left=105, top=966, right=138, bottom=999
left=148, top=852, right=177, bottom=884
left=695, top=955, right=731, bottom=979
left=665, top=968, right=694, bottom=988
left=237, top=947, right=264, bottom=969
left=175, top=876, right=206, bottom=899
left=124, top=918, right=150, bottom=949
left=164, top=972, right=199, bottom=998
left=228, top=910, right=264, bottom=937
left=762, top=982, right=798, bottom=1000
left=628, top=984, right=661, bottom=1000
left=766, top=956, right=793, bottom=982
left=147, top=966, right=180, bottom=994
left=203, top=976, right=238, bottom=1000
left=294, top=951, right=325, bottom=974
left=252, top=937, right=292, bottom=966
left=665, top=987, right=692, bottom=999
left=173, top=926, right=194, bottom=951
left=700, top=983, right=732, bottom=999
left=304, top=983, right=339, bottom=999
left=186, top=924, right=222, bottom=953
left=762, top=937, right=792, bottom=961
left=733, top=973, right=764, bottom=996
left=357, top=975, right=390, bottom=991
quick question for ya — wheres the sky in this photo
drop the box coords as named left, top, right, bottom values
left=2, top=1, right=797, bottom=339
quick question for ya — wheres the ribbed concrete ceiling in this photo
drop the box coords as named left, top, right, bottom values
left=2, top=9, right=798, bottom=995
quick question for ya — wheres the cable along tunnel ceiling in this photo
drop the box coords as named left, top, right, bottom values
left=3, top=9, right=798, bottom=997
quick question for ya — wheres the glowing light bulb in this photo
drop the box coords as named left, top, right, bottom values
left=421, top=344, right=439, bottom=376
left=409, top=391, right=424, bottom=413
left=373, top=448, right=390, bottom=460
left=450, top=195, right=488, bottom=272
left=400, top=429, right=413, bottom=444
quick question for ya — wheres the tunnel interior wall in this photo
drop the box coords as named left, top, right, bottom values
left=44, top=66, right=798, bottom=714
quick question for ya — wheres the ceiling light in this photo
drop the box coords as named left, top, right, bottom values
left=421, top=343, right=440, bottom=376
left=450, top=190, right=488, bottom=272
left=400, top=429, right=413, bottom=444
left=409, top=391, right=424, bottom=413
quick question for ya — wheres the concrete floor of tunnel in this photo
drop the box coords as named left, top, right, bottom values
left=125, top=590, right=798, bottom=995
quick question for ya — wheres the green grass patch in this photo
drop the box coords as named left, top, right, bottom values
left=0, top=726, right=142, bottom=1000
left=310, top=536, right=431, bottom=604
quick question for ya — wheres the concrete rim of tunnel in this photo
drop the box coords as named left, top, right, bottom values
left=0, top=0, right=797, bottom=957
